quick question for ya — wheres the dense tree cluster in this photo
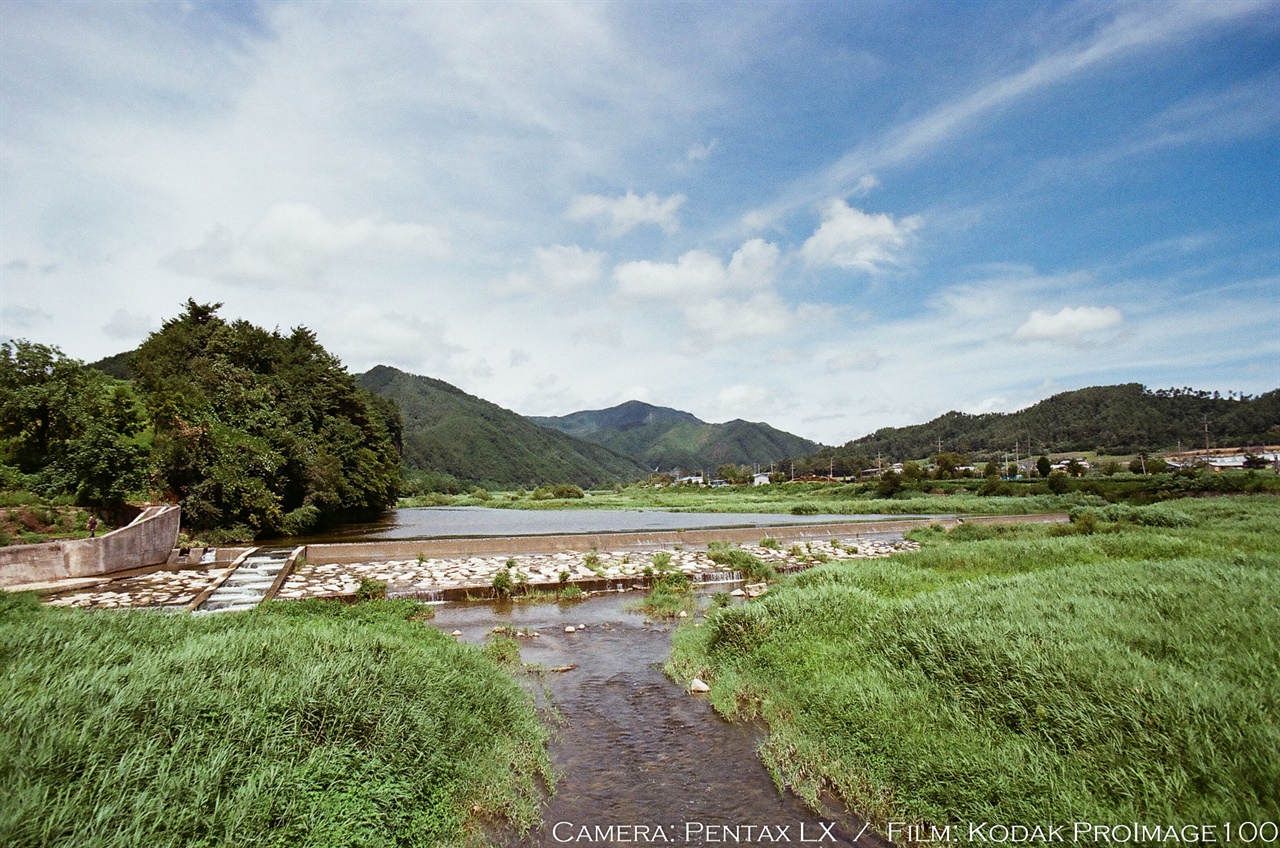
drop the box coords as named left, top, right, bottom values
left=0, top=340, right=149, bottom=506
left=1, top=301, right=402, bottom=539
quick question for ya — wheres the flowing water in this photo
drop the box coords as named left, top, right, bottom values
left=196, top=550, right=291, bottom=613
left=432, top=591, right=891, bottom=848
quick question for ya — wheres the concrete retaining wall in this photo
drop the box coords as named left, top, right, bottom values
left=0, top=505, right=181, bottom=588
left=302, top=513, right=1067, bottom=565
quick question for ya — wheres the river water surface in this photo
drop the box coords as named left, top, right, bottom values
left=300, top=506, right=946, bottom=544
left=432, top=590, right=891, bottom=848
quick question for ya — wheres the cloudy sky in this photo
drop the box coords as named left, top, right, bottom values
left=2, top=0, right=1277, bottom=445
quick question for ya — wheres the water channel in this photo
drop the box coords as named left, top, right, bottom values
left=431, top=589, right=892, bottom=848
left=297, top=506, right=948, bottom=544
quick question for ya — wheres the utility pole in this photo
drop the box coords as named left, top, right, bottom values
left=1203, top=415, right=1211, bottom=453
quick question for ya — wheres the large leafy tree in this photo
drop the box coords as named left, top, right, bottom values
left=132, top=300, right=401, bottom=537
left=0, top=340, right=148, bottom=506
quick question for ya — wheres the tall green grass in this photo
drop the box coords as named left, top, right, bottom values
left=0, top=596, right=550, bottom=848
left=670, top=496, right=1280, bottom=835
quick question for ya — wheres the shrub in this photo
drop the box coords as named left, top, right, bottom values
left=652, top=551, right=672, bottom=571
left=281, top=504, right=321, bottom=536
left=708, top=546, right=777, bottom=583
left=356, top=576, right=387, bottom=601
left=559, top=585, right=584, bottom=601
left=492, top=569, right=514, bottom=599
left=483, top=634, right=522, bottom=667
left=760, top=537, right=781, bottom=549
left=532, top=483, right=585, bottom=500
left=790, top=503, right=820, bottom=515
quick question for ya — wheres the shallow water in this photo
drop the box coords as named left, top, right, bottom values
left=431, top=591, right=891, bottom=848
left=299, top=506, right=946, bottom=544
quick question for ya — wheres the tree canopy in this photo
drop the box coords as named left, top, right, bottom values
left=131, top=300, right=401, bottom=538
left=2, top=301, right=401, bottom=539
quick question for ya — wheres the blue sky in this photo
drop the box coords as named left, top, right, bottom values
left=2, top=0, right=1277, bottom=444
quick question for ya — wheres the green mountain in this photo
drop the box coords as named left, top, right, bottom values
left=356, top=366, right=647, bottom=489
left=811, top=383, right=1280, bottom=468
left=530, top=400, right=823, bottom=473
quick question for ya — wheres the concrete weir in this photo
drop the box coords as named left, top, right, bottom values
left=0, top=505, right=181, bottom=589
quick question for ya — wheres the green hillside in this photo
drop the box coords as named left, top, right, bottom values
left=531, top=400, right=823, bottom=473
left=357, top=366, right=647, bottom=489
left=813, top=383, right=1280, bottom=468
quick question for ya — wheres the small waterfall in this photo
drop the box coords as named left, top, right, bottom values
left=197, top=549, right=291, bottom=614
left=386, top=586, right=446, bottom=604
left=694, top=570, right=743, bottom=585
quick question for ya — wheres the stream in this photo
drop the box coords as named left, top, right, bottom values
left=430, top=590, right=891, bottom=848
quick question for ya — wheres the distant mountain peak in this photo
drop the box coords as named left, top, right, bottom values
left=532, top=401, right=820, bottom=471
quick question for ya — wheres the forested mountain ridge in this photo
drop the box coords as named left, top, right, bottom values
left=804, top=383, right=1280, bottom=471
left=531, top=400, right=823, bottom=473
left=357, top=366, right=647, bottom=489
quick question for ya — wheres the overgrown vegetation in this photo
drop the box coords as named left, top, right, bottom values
left=670, top=496, right=1280, bottom=836
left=2, top=301, right=402, bottom=541
left=0, top=595, right=550, bottom=847
left=459, top=471, right=1280, bottom=517
left=707, top=542, right=777, bottom=583
left=637, top=569, right=695, bottom=619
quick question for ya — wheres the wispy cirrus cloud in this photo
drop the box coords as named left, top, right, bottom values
left=744, top=0, right=1276, bottom=227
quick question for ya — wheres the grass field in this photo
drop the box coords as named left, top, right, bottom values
left=669, top=496, right=1280, bottom=839
left=402, top=471, right=1280, bottom=516
left=0, top=597, right=550, bottom=848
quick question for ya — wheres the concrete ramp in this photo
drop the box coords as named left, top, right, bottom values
left=0, top=505, right=181, bottom=588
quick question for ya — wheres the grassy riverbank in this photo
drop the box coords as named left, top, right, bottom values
left=669, top=496, right=1280, bottom=837
left=400, top=471, right=1280, bottom=516
left=0, top=596, right=550, bottom=848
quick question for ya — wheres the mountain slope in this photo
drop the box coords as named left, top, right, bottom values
left=833, top=383, right=1280, bottom=462
left=531, top=400, right=822, bottom=472
left=357, top=366, right=647, bottom=488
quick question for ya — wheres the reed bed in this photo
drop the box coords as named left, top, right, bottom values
left=0, top=597, right=550, bottom=848
left=670, top=496, right=1280, bottom=837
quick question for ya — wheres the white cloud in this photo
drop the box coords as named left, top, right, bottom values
left=503, top=244, right=607, bottom=294
left=684, top=291, right=791, bottom=343
left=850, top=174, right=879, bottom=196
left=1, top=305, right=52, bottom=333
left=1013, top=305, right=1124, bottom=347
left=615, top=239, right=779, bottom=300
left=615, top=250, right=724, bottom=299
left=102, top=309, right=154, bottom=341
left=825, top=350, right=885, bottom=372
left=715, top=383, right=773, bottom=415
left=162, top=202, right=449, bottom=286
left=800, top=200, right=920, bottom=273
left=567, top=191, right=685, bottom=236
left=611, top=240, right=790, bottom=342
left=686, top=139, right=717, bottom=161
